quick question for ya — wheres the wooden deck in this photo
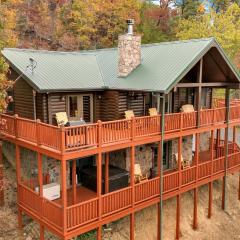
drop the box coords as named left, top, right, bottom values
left=1, top=106, right=240, bottom=160
left=54, top=186, right=97, bottom=207
left=2, top=105, right=240, bottom=239
left=16, top=142, right=240, bottom=237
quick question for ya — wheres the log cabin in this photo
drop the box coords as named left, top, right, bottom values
left=1, top=20, right=240, bottom=240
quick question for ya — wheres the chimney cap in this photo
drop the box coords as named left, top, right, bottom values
left=126, top=19, right=134, bottom=35
left=126, top=19, right=134, bottom=25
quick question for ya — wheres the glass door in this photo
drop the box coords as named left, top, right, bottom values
left=68, top=96, right=80, bottom=121
left=67, top=94, right=93, bottom=122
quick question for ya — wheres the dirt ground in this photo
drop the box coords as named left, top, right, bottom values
left=1, top=160, right=240, bottom=240
left=105, top=173, right=240, bottom=240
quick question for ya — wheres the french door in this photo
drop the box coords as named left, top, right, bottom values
left=67, top=94, right=93, bottom=122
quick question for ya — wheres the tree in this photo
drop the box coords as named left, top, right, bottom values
left=0, top=0, right=18, bottom=110
left=175, top=0, right=203, bottom=18
left=58, top=0, right=141, bottom=50
left=0, top=0, right=20, bottom=206
left=209, top=0, right=240, bottom=13
left=176, top=3, right=240, bottom=64
left=138, top=1, right=175, bottom=43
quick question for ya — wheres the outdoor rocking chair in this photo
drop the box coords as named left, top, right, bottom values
left=134, top=163, right=148, bottom=183
left=148, top=108, right=158, bottom=116
left=173, top=153, right=190, bottom=170
left=55, top=112, right=69, bottom=126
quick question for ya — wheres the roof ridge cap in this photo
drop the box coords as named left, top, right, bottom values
left=3, top=38, right=215, bottom=55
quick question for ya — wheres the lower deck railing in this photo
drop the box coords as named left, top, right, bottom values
left=18, top=150, right=240, bottom=232
left=18, top=183, right=63, bottom=230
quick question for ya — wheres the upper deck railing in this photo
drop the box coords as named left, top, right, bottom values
left=1, top=105, right=240, bottom=155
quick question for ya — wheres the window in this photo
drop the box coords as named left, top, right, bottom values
left=67, top=94, right=93, bottom=122
left=69, top=96, right=78, bottom=118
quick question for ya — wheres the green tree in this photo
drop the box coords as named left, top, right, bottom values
left=0, top=0, right=19, bottom=111
left=175, top=0, right=203, bottom=18
left=176, top=3, right=240, bottom=63
left=138, top=1, right=173, bottom=43
left=210, top=0, right=240, bottom=13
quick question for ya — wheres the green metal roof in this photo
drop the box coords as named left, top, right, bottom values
left=2, top=38, right=240, bottom=93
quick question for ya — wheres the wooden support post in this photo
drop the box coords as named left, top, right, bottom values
left=130, top=146, right=135, bottom=240
left=208, top=182, right=213, bottom=218
left=130, top=213, right=135, bottom=240
left=233, top=126, right=236, bottom=151
left=233, top=126, right=236, bottom=142
left=208, top=130, right=214, bottom=218
left=197, top=58, right=203, bottom=127
left=16, top=144, right=23, bottom=229
left=157, top=203, right=161, bottom=240
left=40, top=224, right=44, bottom=240
left=97, top=226, right=102, bottom=240
left=193, top=188, right=198, bottom=230
left=222, top=88, right=230, bottom=211
left=18, top=208, right=23, bottom=229
left=238, top=172, right=240, bottom=201
left=72, top=159, right=77, bottom=204
left=222, top=176, right=225, bottom=210
left=157, top=142, right=161, bottom=239
left=193, top=133, right=199, bottom=230
left=159, top=94, right=165, bottom=240
left=97, top=153, right=102, bottom=219
left=105, top=152, right=109, bottom=194
left=176, top=135, right=182, bottom=239
left=216, top=129, right=220, bottom=148
left=130, top=146, right=135, bottom=206
left=176, top=194, right=181, bottom=240
left=178, top=137, right=182, bottom=187
left=38, top=153, right=43, bottom=197
left=157, top=142, right=161, bottom=177
left=61, top=159, right=67, bottom=234
left=16, top=145, right=21, bottom=183
left=0, top=141, right=4, bottom=206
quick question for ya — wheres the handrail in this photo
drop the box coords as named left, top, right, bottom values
left=66, top=197, right=99, bottom=210
left=0, top=105, right=239, bottom=153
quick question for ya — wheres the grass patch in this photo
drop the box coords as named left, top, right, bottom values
left=77, top=230, right=96, bottom=240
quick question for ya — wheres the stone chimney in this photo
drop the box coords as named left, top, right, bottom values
left=118, top=19, right=141, bottom=77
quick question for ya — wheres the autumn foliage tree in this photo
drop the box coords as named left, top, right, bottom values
left=58, top=0, right=141, bottom=50
left=0, top=0, right=19, bottom=111
left=176, top=3, right=240, bottom=67
left=0, top=0, right=20, bottom=206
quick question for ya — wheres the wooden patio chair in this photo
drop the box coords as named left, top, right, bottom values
left=149, top=108, right=158, bottom=116
left=55, top=112, right=68, bottom=126
left=134, top=163, right=148, bottom=183
left=125, top=110, right=135, bottom=120
left=173, top=153, right=190, bottom=170
left=180, top=104, right=194, bottom=113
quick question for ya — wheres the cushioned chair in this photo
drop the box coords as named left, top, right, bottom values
left=149, top=108, right=158, bottom=116
left=55, top=112, right=68, bottom=126
left=181, top=104, right=195, bottom=113
left=125, top=110, right=135, bottom=120
left=134, top=163, right=148, bottom=183
left=173, top=153, right=190, bottom=169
